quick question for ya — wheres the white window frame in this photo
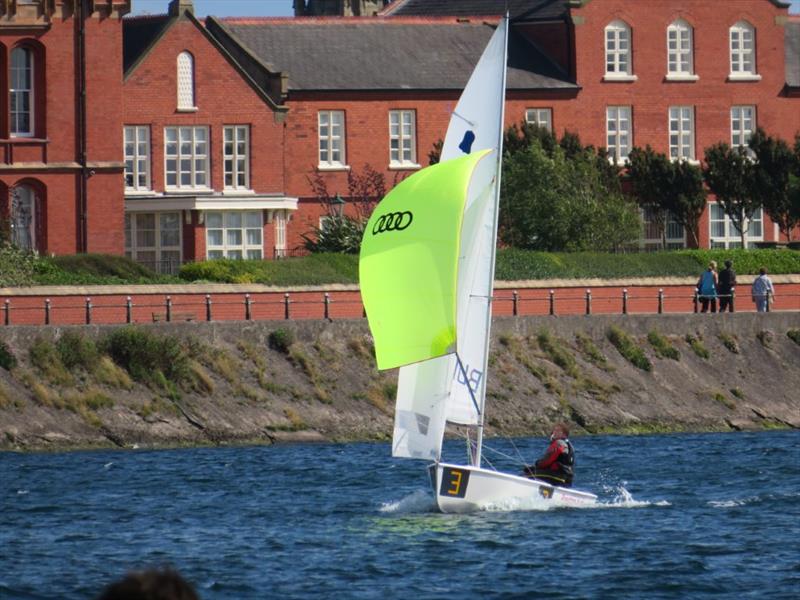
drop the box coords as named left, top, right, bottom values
left=729, top=21, right=759, bottom=80
left=318, top=110, right=346, bottom=169
left=669, top=106, right=695, bottom=161
left=164, top=126, right=210, bottom=190
left=223, top=125, right=250, bottom=190
left=709, top=203, right=763, bottom=248
left=177, top=51, right=196, bottom=111
left=604, top=20, right=636, bottom=81
left=641, top=208, right=686, bottom=250
left=525, top=108, right=553, bottom=132
left=731, top=106, right=756, bottom=150
left=666, top=20, right=698, bottom=81
left=124, top=126, right=151, bottom=191
left=124, top=212, right=182, bottom=274
left=205, top=210, right=263, bottom=260
left=274, top=210, right=287, bottom=258
left=606, top=106, right=632, bottom=163
left=10, top=46, right=34, bottom=137
left=389, top=109, right=418, bottom=168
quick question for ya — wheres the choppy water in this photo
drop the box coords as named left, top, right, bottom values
left=1, top=431, right=798, bottom=599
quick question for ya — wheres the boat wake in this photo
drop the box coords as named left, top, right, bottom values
left=379, top=490, right=437, bottom=514
left=595, top=485, right=671, bottom=509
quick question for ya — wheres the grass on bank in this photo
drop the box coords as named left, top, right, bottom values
left=3, top=247, right=800, bottom=288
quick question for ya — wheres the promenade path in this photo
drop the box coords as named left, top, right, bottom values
left=2, top=276, right=800, bottom=326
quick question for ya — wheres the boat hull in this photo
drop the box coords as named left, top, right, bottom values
left=429, top=462, right=597, bottom=513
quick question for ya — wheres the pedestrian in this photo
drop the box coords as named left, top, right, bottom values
left=697, top=261, right=718, bottom=313
left=751, top=267, right=775, bottom=313
left=717, top=259, right=737, bottom=313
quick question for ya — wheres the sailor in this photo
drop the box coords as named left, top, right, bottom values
left=523, top=423, right=574, bottom=487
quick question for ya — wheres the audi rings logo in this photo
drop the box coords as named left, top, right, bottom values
left=372, top=211, right=413, bottom=235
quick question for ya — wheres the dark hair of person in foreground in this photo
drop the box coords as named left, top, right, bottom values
left=96, top=568, right=200, bottom=600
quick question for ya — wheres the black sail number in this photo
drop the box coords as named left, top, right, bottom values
left=372, top=211, right=413, bottom=235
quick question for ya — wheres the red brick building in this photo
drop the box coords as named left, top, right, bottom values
left=0, top=0, right=130, bottom=257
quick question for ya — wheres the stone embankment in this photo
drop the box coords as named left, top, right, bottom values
left=0, top=312, right=798, bottom=451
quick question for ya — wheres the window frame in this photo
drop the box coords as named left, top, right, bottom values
left=223, top=125, right=250, bottom=190
left=606, top=105, right=632, bottom=163
left=666, top=19, right=698, bottom=81
left=604, top=20, right=636, bottom=81
left=124, top=126, right=151, bottom=191
left=709, top=203, right=763, bottom=248
left=10, top=46, right=34, bottom=138
left=668, top=106, right=695, bottom=161
left=524, top=108, right=553, bottom=132
left=729, top=21, right=759, bottom=80
left=318, top=110, right=346, bottom=169
left=164, top=126, right=210, bottom=191
left=177, top=51, right=196, bottom=111
left=730, top=105, right=756, bottom=150
left=205, top=210, right=264, bottom=260
left=641, top=208, right=687, bottom=250
left=388, top=109, right=418, bottom=168
left=124, top=211, right=183, bottom=274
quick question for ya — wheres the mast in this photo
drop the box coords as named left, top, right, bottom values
left=474, top=13, right=509, bottom=467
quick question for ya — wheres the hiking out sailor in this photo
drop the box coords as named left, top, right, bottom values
left=523, top=422, right=574, bottom=487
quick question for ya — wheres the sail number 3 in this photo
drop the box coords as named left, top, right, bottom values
left=440, top=467, right=470, bottom=498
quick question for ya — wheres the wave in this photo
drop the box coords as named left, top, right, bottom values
left=595, top=486, right=672, bottom=509
left=379, top=489, right=437, bottom=514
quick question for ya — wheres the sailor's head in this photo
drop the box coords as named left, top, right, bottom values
left=550, top=422, right=569, bottom=441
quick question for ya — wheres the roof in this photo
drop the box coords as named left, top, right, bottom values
left=786, top=21, right=800, bottom=88
left=122, top=14, right=172, bottom=74
left=381, top=0, right=570, bottom=21
left=207, top=17, right=576, bottom=93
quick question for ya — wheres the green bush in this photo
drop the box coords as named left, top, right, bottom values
left=29, top=337, right=73, bottom=385
left=787, top=329, right=800, bottom=346
left=179, top=254, right=359, bottom=286
left=268, top=328, right=295, bottom=354
left=537, top=330, right=579, bottom=378
left=647, top=330, right=680, bottom=360
left=718, top=332, right=740, bottom=354
left=100, top=326, right=188, bottom=384
left=0, top=245, right=37, bottom=287
left=607, top=326, right=652, bottom=371
left=56, top=330, right=99, bottom=371
left=33, top=254, right=178, bottom=285
left=0, top=339, right=16, bottom=370
left=685, top=334, right=710, bottom=359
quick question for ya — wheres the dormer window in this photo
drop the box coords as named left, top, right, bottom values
left=729, top=21, right=759, bottom=80
left=604, top=20, right=636, bottom=81
left=177, top=51, right=196, bottom=110
left=666, top=20, right=697, bottom=81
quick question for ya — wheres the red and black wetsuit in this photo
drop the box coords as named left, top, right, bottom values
left=523, top=438, right=575, bottom=487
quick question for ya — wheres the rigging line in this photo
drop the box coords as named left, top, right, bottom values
left=450, top=110, right=476, bottom=128
left=481, top=444, right=524, bottom=465
left=507, top=437, right=528, bottom=465
left=455, top=352, right=481, bottom=416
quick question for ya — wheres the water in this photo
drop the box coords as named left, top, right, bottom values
left=1, top=431, right=798, bottom=599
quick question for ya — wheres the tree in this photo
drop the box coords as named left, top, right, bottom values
left=627, top=146, right=672, bottom=247
left=703, top=142, right=759, bottom=247
left=748, top=129, right=800, bottom=242
left=667, top=159, right=707, bottom=248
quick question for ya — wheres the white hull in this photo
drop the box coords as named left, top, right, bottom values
left=430, top=462, right=597, bottom=513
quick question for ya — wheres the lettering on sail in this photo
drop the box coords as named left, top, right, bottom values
left=455, top=362, right=483, bottom=393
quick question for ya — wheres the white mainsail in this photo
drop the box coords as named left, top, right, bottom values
left=392, top=17, right=508, bottom=460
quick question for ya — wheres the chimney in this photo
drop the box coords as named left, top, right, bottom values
left=168, top=0, right=194, bottom=16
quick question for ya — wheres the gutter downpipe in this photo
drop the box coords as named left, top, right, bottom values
left=76, top=0, right=88, bottom=252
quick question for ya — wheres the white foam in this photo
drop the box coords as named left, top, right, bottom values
left=16, top=489, right=28, bottom=495
left=379, top=489, right=437, bottom=514
left=596, top=486, right=671, bottom=509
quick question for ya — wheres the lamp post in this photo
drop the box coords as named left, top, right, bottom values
left=332, top=193, right=345, bottom=217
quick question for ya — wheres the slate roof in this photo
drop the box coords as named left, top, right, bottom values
left=381, top=0, right=570, bottom=21
left=122, top=14, right=172, bottom=75
left=786, top=21, right=800, bottom=88
left=207, top=18, right=576, bottom=93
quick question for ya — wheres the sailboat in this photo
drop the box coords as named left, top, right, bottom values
left=359, top=15, right=597, bottom=513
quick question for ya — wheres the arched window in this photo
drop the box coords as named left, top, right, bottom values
left=730, top=21, right=756, bottom=77
left=667, top=19, right=694, bottom=77
left=10, top=184, right=38, bottom=250
left=177, top=51, right=195, bottom=110
left=605, top=20, right=632, bottom=77
left=10, top=46, right=34, bottom=136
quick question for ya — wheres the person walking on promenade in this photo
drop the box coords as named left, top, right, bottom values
left=751, top=267, right=775, bottom=313
left=718, top=259, right=737, bottom=313
left=697, top=261, right=718, bottom=313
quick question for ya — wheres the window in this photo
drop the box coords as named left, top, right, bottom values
left=730, top=21, right=756, bottom=77
left=669, top=106, right=694, bottom=161
left=124, top=212, right=182, bottom=274
left=10, top=47, right=34, bottom=137
left=9, top=184, right=37, bottom=250
left=710, top=204, right=763, bottom=248
left=605, top=20, right=633, bottom=78
left=124, top=126, right=151, bottom=190
left=165, top=126, right=209, bottom=189
left=274, top=210, right=287, bottom=258
left=206, top=211, right=263, bottom=259
left=641, top=208, right=686, bottom=250
left=525, top=108, right=552, bottom=132
left=224, top=125, right=249, bottom=189
left=667, top=20, right=695, bottom=78
left=606, top=106, right=631, bottom=163
left=731, top=106, right=755, bottom=149
left=318, top=110, right=345, bottom=167
left=177, top=51, right=195, bottom=110
left=389, top=110, right=417, bottom=167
